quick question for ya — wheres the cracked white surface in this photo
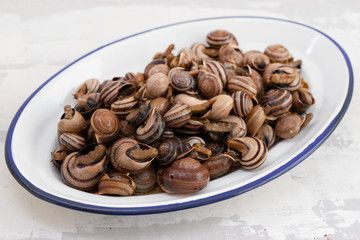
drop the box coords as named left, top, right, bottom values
left=1, top=1, right=360, bottom=239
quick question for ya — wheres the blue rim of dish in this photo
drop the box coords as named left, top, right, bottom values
left=5, top=16, right=353, bottom=215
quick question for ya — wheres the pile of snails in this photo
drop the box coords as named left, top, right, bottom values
left=52, top=29, right=315, bottom=196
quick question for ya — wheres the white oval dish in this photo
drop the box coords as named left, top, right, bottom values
left=5, top=16, right=353, bottom=215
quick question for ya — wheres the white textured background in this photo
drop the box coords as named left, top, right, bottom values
left=1, top=1, right=359, bottom=239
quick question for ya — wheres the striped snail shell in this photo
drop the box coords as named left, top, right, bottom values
left=270, top=65, right=301, bottom=91
left=51, top=146, right=68, bottom=167
left=164, top=102, right=192, bottom=128
left=123, top=72, right=145, bottom=88
left=59, top=133, right=86, bottom=152
left=156, top=137, right=193, bottom=166
left=175, top=119, right=204, bottom=135
left=162, top=127, right=175, bottom=139
left=261, top=89, right=292, bottom=120
left=116, top=80, right=137, bottom=98
left=109, top=138, right=158, bottom=174
left=226, top=137, right=268, bottom=170
left=227, top=75, right=257, bottom=98
left=206, top=29, right=233, bottom=49
left=61, top=143, right=107, bottom=191
left=256, top=124, right=276, bottom=148
left=90, top=108, right=120, bottom=144
left=135, top=108, right=165, bottom=145
left=219, top=115, right=247, bottom=138
left=202, top=154, right=235, bottom=180
left=97, top=172, right=136, bottom=196
left=110, top=96, right=138, bottom=119
left=208, top=94, right=234, bottom=120
left=264, top=44, right=293, bottom=63
left=232, top=91, right=254, bottom=118
left=58, top=105, right=86, bottom=134
left=190, top=42, right=211, bottom=61
left=243, top=50, right=270, bottom=72
left=241, top=65, right=263, bottom=97
left=169, top=70, right=194, bottom=92
left=126, top=101, right=151, bottom=126
left=197, top=70, right=223, bottom=99
left=202, top=60, right=228, bottom=86
left=244, top=105, right=266, bottom=137
left=99, top=81, right=121, bottom=107
left=292, top=88, right=315, bottom=113
left=74, top=78, right=100, bottom=99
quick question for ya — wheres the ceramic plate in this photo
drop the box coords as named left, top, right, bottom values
left=5, top=16, right=353, bottom=215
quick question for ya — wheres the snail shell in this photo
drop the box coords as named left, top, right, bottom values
left=99, top=81, right=120, bottom=107
left=97, top=172, right=136, bottom=196
left=292, top=88, right=315, bottom=113
left=264, top=44, right=292, bottom=63
left=164, top=103, right=192, bottom=128
left=261, top=89, right=293, bottom=120
left=226, top=137, right=268, bottom=169
left=275, top=113, right=304, bottom=139
left=51, top=146, right=68, bottom=167
left=123, top=72, right=144, bottom=88
left=59, top=133, right=86, bottom=152
left=206, top=29, right=233, bottom=49
left=131, top=164, right=157, bottom=194
left=219, top=115, right=247, bottom=138
left=118, top=119, right=136, bottom=138
left=203, top=60, right=228, bottom=86
left=271, top=66, right=301, bottom=91
left=173, top=93, right=208, bottom=107
left=90, top=109, right=120, bottom=144
left=74, top=78, right=100, bottom=99
left=162, top=127, right=175, bottom=139
left=144, top=59, right=166, bottom=79
left=241, top=65, right=263, bottom=97
left=156, top=137, right=193, bottom=166
left=116, top=80, right=137, bottom=98
left=145, top=73, right=170, bottom=99
left=190, top=42, right=211, bottom=61
left=135, top=108, right=165, bottom=145
left=61, top=143, right=107, bottom=191
left=243, top=50, right=270, bottom=72
left=256, top=124, right=276, bottom=148
left=157, top=157, right=210, bottom=194
left=175, top=119, right=204, bottom=135
left=244, top=105, right=266, bottom=137
left=109, top=138, right=157, bottom=174
left=219, top=45, right=244, bottom=69
left=126, top=101, right=151, bottom=126
left=232, top=91, right=254, bottom=118
left=208, top=94, right=234, bottom=120
left=169, top=70, right=194, bottom=92
left=197, top=70, right=223, bottom=99
left=202, top=154, right=235, bottom=179
left=227, top=75, right=257, bottom=98
left=110, top=96, right=138, bottom=119
left=148, top=64, right=170, bottom=78
left=150, top=97, right=170, bottom=115
left=75, top=93, right=100, bottom=119
left=58, top=105, right=86, bottom=134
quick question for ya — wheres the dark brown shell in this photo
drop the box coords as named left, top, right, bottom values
left=169, top=70, right=194, bottom=92
left=197, top=70, right=223, bottom=99
left=202, top=154, right=235, bottom=179
left=264, top=44, right=292, bottom=63
left=97, top=172, right=136, bottom=196
left=157, top=157, right=210, bottom=194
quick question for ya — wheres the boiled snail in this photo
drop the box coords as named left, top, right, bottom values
left=52, top=29, right=315, bottom=196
